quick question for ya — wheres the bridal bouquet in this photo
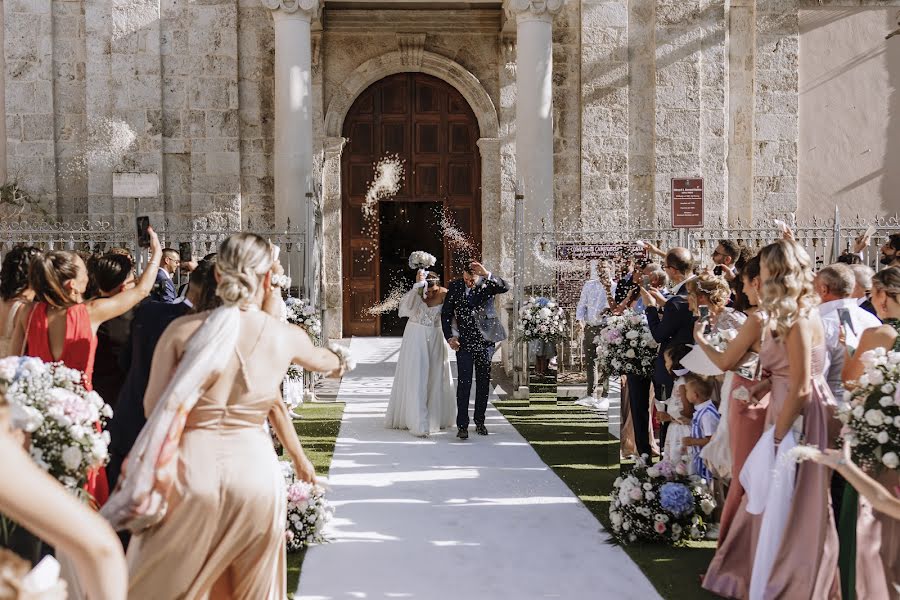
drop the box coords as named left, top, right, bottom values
left=520, top=297, right=565, bottom=342
left=408, top=251, right=436, bottom=271
left=282, top=466, right=334, bottom=552
left=595, top=311, right=658, bottom=378
left=0, top=357, right=112, bottom=491
left=608, top=455, right=715, bottom=546
left=839, top=347, right=900, bottom=471
left=285, top=297, right=321, bottom=344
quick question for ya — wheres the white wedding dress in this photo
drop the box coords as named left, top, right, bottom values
left=384, top=289, right=456, bottom=436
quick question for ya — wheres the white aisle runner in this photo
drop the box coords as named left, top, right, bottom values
left=297, top=338, right=660, bottom=600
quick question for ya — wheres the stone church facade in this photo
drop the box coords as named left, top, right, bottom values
left=2, top=0, right=899, bottom=336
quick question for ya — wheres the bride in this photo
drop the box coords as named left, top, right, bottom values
left=385, top=270, right=455, bottom=437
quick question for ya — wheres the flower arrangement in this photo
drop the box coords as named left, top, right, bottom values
left=408, top=251, right=436, bottom=271
left=0, top=357, right=112, bottom=491
left=520, top=297, right=565, bottom=342
left=839, top=347, right=900, bottom=471
left=608, top=455, right=716, bottom=545
left=283, top=466, right=334, bottom=552
left=595, top=311, right=659, bottom=378
left=285, top=297, right=321, bottom=344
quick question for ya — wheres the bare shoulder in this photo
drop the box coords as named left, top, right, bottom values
left=163, top=312, right=208, bottom=343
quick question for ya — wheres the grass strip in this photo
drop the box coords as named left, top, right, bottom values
left=284, top=402, right=346, bottom=597
left=497, top=401, right=718, bottom=600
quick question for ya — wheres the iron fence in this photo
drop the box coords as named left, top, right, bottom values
left=507, top=207, right=900, bottom=395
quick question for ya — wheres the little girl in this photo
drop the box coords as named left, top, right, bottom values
left=681, top=374, right=721, bottom=481
left=659, top=345, right=693, bottom=463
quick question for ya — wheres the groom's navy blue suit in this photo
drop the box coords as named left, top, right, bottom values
left=441, top=275, right=510, bottom=429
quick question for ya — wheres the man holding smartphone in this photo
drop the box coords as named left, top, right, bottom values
left=815, top=264, right=881, bottom=400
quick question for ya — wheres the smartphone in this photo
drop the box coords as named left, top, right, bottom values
left=698, top=305, right=710, bottom=321
left=178, top=242, right=192, bottom=263
left=837, top=307, right=856, bottom=336
left=864, top=225, right=877, bottom=239
left=713, top=265, right=723, bottom=276
left=642, top=275, right=651, bottom=290
left=136, top=216, right=151, bottom=248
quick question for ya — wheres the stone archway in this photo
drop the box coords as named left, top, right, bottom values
left=321, top=49, right=500, bottom=339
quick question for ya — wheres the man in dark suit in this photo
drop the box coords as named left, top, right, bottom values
left=441, top=261, right=510, bottom=439
left=637, top=247, right=696, bottom=456
left=150, top=248, right=179, bottom=303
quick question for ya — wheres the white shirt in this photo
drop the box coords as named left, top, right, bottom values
left=819, top=297, right=882, bottom=400
left=576, top=279, right=610, bottom=326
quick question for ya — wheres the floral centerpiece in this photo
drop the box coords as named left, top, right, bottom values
left=520, top=297, right=565, bottom=342
left=839, top=347, right=900, bottom=471
left=595, top=311, right=658, bottom=378
left=282, top=464, right=334, bottom=552
left=0, top=357, right=112, bottom=491
left=608, top=455, right=716, bottom=545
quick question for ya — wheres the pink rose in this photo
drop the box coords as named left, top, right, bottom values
left=675, top=462, right=687, bottom=476
left=628, top=488, right=643, bottom=501
left=654, top=521, right=666, bottom=534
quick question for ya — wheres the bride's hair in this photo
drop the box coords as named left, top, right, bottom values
left=215, top=233, right=274, bottom=306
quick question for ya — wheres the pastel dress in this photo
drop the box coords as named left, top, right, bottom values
left=384, top=289, right=455, bottom=436
left=125, top=320, right=288, bottom=599
left=704, top=329, right=840, bottom=599
left=25, top=302, right=109, bottom=506
left=662, top=377, right=691, bottom=463
left=838, top=319, right=900, bottom=600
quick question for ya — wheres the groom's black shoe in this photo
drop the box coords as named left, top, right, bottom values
left=457, top=427, right=469, bottom=440
left=475, top=424, right=489, bottom=436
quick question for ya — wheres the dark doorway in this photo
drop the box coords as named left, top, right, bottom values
left=378, top=201, right=444, bottom=336
left=342, top=72, right=482, bottom=337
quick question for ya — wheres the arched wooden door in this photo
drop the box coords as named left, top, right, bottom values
left=342, top=73, right=482, bottom=336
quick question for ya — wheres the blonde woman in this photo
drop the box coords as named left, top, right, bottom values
left=741, top=239, right=839, bottom=599
left=115, top=233, right=348, bottom=599
left=838, top=266, right=900, bottom=600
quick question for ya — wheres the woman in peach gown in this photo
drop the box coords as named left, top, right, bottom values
left=117, top=234, right=348, bottom=599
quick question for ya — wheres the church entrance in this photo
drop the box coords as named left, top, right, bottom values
left=342, top=73, right=482, bottom=336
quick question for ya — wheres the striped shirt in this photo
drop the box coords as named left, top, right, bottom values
left=691, top=400, right=720, bottom=482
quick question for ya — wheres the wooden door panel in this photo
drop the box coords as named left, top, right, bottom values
left=343, top=73, right=481, bottom=336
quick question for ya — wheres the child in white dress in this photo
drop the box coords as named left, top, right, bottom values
left=659, top=345, right=693, bottom=463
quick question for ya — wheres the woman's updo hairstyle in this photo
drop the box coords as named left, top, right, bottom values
left=215, top=233, right=274, bottom=306
left=88, top=252, right=135, bottom=296
left=872, top=266, right=900, bottom=301
left=29, top=250, right=82, bottom=308
left=687, top=271, right=731, bottom=309
left=0, top=246, right=41, bottom=301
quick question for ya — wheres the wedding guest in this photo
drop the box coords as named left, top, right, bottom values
left=0, top=397, right=127, bottom=599
left=811, top=445, right=900, bottom=522
left=111, top=233, right=348, bottom=599
left=687, top=271, right=746, bottom=334
left=150, top=248, right=179, bottom=303
left=741, top=239, right=839, bottom=599
left=9, top=229, right=164, bottom=507
left=848, top=263, right=878, bottom=317
left=711, top=239, right=741, bottom=280
left=657, top=345, right=693, bottom=463
left=839, top=266, right=900, bottom=600
left=680, top=374, right=720, bottom=482
left=836, top=252, right=862, bottom=265
left=176, top=256, right=198, bottom=300
left=576, top=260, right=612, bottom=398
left=639, top=247, right=696, bottom=455
left=89, top=252, right=137, bottom=411
left=0, top=246, right=40, bottom=357
left=879, top=233, right=900, bottom=268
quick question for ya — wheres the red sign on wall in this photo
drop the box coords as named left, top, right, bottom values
left=671, top=178, right=704, bottom=228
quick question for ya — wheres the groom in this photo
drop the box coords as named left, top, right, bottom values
left=442, top=261, right=510, bottom=439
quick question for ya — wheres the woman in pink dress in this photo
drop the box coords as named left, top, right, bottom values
left=11, top=231, right=164, bottom=506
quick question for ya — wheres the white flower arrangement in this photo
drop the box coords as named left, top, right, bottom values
left=595, top=310, right=659, bottom=378
left=0, top=357, right=112, bottom=492
left=520, top=297, right=566, bottom=342
left=283, top=467, right=334, bottom=552
left=285, top=297, right=322, bottom=344
left=608, top=455, right=715, bottom=546
left=408, top=251, right=436, bottom=271
left=839, top=347, right=900, bottom=471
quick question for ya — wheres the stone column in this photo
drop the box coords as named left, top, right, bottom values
left=321, top=135, right=346, bottom=340
left=503, top=0, right=565, bottom=234
left=263, top=0, right=320, bottom=230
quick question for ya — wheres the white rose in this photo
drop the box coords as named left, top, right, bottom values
left=626, top=330, right=640, bottom=340
left=882, top=383, right=896, bottom=395
left=868, top=370, right=885, bottom=386
left=645, top=492, right=655, bottom=500
left=853, top=405, right=865, bottom=419
left=865, top=409, right=885, bottom=427
left=61, top=446, right=83, bottom=471
left=642, top=482, right=652, bottom=491
left=858, top=375, right=871, bottom=388
left=625, top=349, right=636, bottom=359
left=700, top=498, right=715, bottom=515
left=894, top=416, right=900, bottom=428
left=882, top=452, right=899, bottom=469
left=880, top=396, right=894, bottom=408
left=876, top=431, right=890, bottom=444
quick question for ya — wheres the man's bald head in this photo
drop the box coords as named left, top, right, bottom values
left=665, top=247, right=693, bottom=277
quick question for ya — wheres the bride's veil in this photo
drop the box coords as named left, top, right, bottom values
left=101, top=305, right=241, bottom=532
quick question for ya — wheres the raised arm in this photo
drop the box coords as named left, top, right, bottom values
left=693, top=312, right=763, bottom=371
left=88, top=228, right=164, bottom=328
left=0, top=429, right=127, bottom=599
left=287, top=323, right=341, bottom=375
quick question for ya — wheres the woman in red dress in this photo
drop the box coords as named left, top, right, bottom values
left=10, top=230, right=163, bottom=507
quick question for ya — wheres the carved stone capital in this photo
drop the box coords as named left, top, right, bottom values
left=397, top=33, right=427, bottom=68
left=262, top=0, right=321, bottom=21
left=323, top=136, right=348, bottom=158
left=500, top=33, right=517, bottom=67
left=503, top=0, right=566, bottom=22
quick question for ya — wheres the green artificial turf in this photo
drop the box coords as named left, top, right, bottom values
left=284, top=402, right=345, bottom=598
left=497, top=401, right=718, bottom=600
